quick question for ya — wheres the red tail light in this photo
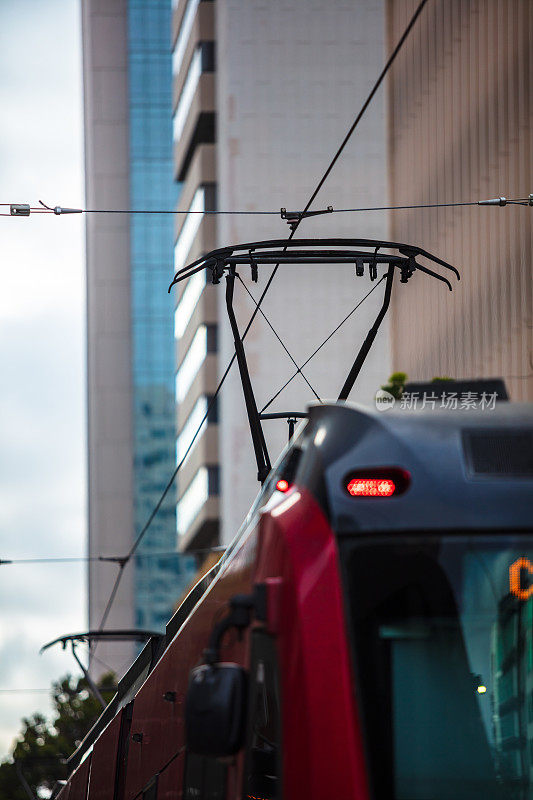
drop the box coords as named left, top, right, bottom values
left=344, top=468, right=410, bottom=498
left=347, top=478, right=396, bottom=497
left=276, top=479, right=290, bottom=493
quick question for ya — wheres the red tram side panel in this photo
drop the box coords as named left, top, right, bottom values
left=60, top=488, right=368, bottom=800
left=123, top=520, right=258, bottom=799
left=155, top=754, right=184, bottom=800
left=57, top=753, right=91, bottom=800
left=87, top=709, right=125, bottom=800
left=256, top=487, right=369, bottom=800
left=57, top=482, right=367, bottom=800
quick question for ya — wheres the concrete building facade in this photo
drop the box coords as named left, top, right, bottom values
left=82, top=0, right=531, bottom=680
left=83, top=0, right=195, bottom=677
left=388, top=0, right=532, bottom=402
left=171, top=0, right=391, bottom=550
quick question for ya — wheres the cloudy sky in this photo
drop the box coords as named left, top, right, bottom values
left=0, top=0, right=86, bottom=757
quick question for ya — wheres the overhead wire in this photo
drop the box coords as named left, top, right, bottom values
left=2, top=196, right=531, bottom=217
left=93, top=0, right=432, bottom=640
left=289, top=0, right=429, bottom=220
left=0, top=547, right=226, bottom=566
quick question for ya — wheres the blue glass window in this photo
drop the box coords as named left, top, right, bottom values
left=127, top=0, right=196, bottom=635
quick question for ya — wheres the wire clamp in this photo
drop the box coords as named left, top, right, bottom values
left=400, top=256, right=416, bottom=283
left=211, top=261, right=225, bottom=284
left=249, top=251, right=258, bottom=282
left=478, top=196, right=507, bottom=206
left=280, top=205, right=333, bottom=231
left=39, top=200, right=82, bottom=215
left=355, top=258, right=364, bottom=277
left=10, top=204, right=30, bottom=216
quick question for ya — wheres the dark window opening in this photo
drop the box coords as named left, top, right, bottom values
left=243, top=631, right=282, bottom=799
left=199, top=40, right=216, bottom=72
left=207, top=465, right=219, bottom=495
left=177, top=112, right=216, bottom=181
left=183, top=752, right=226, bottom=800
left=341, top=534, right=533, bottom=800
left=206, top=394, right=218, bottom=424
left=142, top=775, right=158, bottom=800
left=206, top=323, right=217, bottom=353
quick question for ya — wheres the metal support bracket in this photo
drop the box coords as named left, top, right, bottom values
left=69, top=641, right=106, bottom=708
left=260, top=411, right=308, bottom=443
left=280, top=205, right=333, bottom=231
left=338, top=263, right=395, bottom=401
left=225, top=265, right=271, bottom=482
left=203, top=585, right=267, bottom=665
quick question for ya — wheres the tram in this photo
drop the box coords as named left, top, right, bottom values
left=53, top=238, right=533, bottom=799
left=55, top=399, right=533, bottom=800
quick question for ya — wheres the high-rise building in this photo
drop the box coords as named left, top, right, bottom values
left=83, top=0, right=531, bottom=679
left=388, top=0, right=532, bottom=403
left=83, top=0, right=195, bottom=676
left=171, top=0, right=391, bottom=551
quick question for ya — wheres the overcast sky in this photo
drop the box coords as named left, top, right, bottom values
left=0, top=0, right=86, bottom=758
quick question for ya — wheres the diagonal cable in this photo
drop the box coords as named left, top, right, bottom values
left=97, top=562, right=127, bottom=632
left=297, top=0, right=429, bottom=221
left=236, top=273, right=321, bottom=403
left=261, top=277, right=386, bottom=413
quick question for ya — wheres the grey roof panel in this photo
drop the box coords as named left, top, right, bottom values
left=297, top=403, right=533, bottom=534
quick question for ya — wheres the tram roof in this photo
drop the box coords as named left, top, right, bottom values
left=297, top=401, right=533, bottom=534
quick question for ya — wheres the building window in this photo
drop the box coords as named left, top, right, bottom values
left=176, top=395, right=208, bottom=466
left=173, top=46, right=201, bottom=143
left=173, top=183, right=218, bottom=275
left=177, top=465, right=219, bottom=537
left=175, top=324, right=216, bottom=403
left=177, top=466, right=208, bottom=536
left=172, top=0, right=201, bottom=77
left=174, top=269, right=205, bottom=339
left=175, top=325, right=206, bottom=403
left=173, top=42, right=215, bottom=144
left=176, top=113, right=216, bottom=182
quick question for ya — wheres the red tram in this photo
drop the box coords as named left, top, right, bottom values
left=54, top=238, right=533, bottom=798
left=55, top=399, right=533, bottom=800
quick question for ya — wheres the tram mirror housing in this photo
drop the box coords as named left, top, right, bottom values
left=185, top=663, right=247, bottom=756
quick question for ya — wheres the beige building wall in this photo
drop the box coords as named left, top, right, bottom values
left=217, top=0, right=391, bottom=541
left=82, top=0, right=135, bottom=676
left=388, top=0, right=532, bottom=401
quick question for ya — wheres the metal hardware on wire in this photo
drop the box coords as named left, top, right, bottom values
left=259, top=412, right=308, bottom=442
left=280, top=205, right=333, bottom=231
left=2, top=195, right=532, bottom=218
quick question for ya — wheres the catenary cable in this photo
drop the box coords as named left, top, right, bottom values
left=0, top=547, right=226, bottom=566
left=2, top=196, right=531, bottom=217
left=289, top=0, right=429, bottom=221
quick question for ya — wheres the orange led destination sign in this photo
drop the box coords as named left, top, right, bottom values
left=509, top=557, right=533, bottom=600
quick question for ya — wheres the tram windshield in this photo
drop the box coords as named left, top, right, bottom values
left=344, top=534, right=533, bottom=800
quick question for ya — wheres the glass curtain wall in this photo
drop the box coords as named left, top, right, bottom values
left=127, top=0, right=195, bottom=632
